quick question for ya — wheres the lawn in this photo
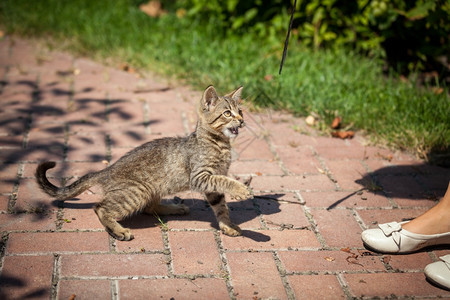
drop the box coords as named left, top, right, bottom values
left=1, top=0, right=448, bottom=163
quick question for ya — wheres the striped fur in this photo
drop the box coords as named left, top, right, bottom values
left=35, top=86, right=252, bottom=240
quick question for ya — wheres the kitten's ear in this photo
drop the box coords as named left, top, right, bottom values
left=201, top=85, right=219, bottom=111
left=225, top=86, right=243, bottom=103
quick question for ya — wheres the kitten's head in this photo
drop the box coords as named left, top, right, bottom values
left=199, top=85, right=244, bottom=138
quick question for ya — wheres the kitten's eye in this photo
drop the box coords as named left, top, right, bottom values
left=223, top=111, right=232, bottom=117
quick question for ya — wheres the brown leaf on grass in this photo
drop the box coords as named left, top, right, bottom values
left=331, top=116, right=341, bottom=129
left=139, top=1, right=167, bottom=17
left=433, top=87, right=443, bottom=95
left=264, top=74, right=273, bottom=81
left=331, top=130, right=354, bottom=139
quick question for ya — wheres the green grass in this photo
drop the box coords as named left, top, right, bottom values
left=1, top=0, right=448, bottom=161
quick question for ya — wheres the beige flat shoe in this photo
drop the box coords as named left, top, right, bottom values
left=361, top=221, right=450, bottom=254
left=425, top=254, right=450, bottom=290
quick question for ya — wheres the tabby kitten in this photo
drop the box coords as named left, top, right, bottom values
left=36, top=86, right=253, bottom=240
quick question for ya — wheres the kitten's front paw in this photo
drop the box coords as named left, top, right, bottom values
left=231, top=184, right=253, bottom=201
left=114, top=228, right=134, bottom=241
left=220, top=223, right=242, bottom=236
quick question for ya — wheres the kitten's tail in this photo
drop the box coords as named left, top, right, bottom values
left=35, top=161, right=101, bottom=200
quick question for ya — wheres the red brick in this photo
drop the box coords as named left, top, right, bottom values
left=385, top=252, right=433, bottom=271
left=288, top=275, right=346, bottom=299
left=0, top=255, right=53, bottom=299
left=108, top=127, right=149, bottom=148
left=302, top=190, right=391, bottom=209
left=221, top=229, right=320, bottom=251
left=166, top=208, right=219, bottom=231
left=147, top=103, right=185, bottom=135
left=107, top=99, right=144, bottom=124
left=378, top=174, right=429, bottom=206
left=357, top=208, right=429, bottom=228
left=15, top=178, right=58, bottom=213
left=229, top=209, right=261, bottom=229
left=60, top=253, right=167, bottom=277
left=256, top=196, right=311, bottom=229
left=7, top=232, right=110, bottom=254
left=66, top=132, right=107, bottom=162
left=115, top=214, right=164, bottom=252
left=0, top=163, right=19, bottom=193
left=251, top=174, right=335, bottom=192
left=266, top=120, right=315, bottom=148
left=0, top=134, right=23, bottom=147
left=0, top=146, right=64, bottom=163
left=119, top=278, right=230, bottom=299
left=0, top=195, right=10, bottom=211
left=169, top=231, right=222, bottom=275
left=315, top=142, right=367, bottom=160
left=27, top=124, right=65, bottom=148
left=28, top=161, right=105, bottom=179
left=58, top=279, right=111, bottom=299
left=0, top=212, right=57, bottom=231
left=324, top=159, right=367, bottom=190
left=311, top=209, right=363, bottom=248
left=279, top=250, right=384, bottom=273
left=227, top=252, right=287, bottom=299
left=229, top=159, right=284, bottom=176
left=276, top=145, right=322, bottom=174
left=344, top=272, right=450, bottom=298
left=233, top=136, right=274, bottom=161
left=61, top=196, right=103, bottom=231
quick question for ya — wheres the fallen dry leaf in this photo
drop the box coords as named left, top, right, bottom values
left=119, top=63, right=135, bottom=74
left=433, top=87, right=443, bottom=95
left=69, top=294, right=76, bottom=300
left=331, top=130, right=354, bottom=139
left=331, top=116, right=341, bottom=129
left=340, top=247, right=351, bottom=253
left=324, top=256, right=335, bottom=262
left=264, top=74, right=273, bottom=81
left=255, top=172, right=262, bottom=176
left=139, top=0, right=167, bottom=17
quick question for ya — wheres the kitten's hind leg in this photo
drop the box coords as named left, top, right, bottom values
left=94, top=197, right=135, bottom=241
left=205, top=193, right=241, bottom=236
left=144, top=200, right=190, bottom=216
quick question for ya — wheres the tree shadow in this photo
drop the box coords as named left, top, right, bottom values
left=327, top=163, right=449, bottom=210
left=0, top=273, right=48, bottom=300
left=0, top=76, right=160, bottom=169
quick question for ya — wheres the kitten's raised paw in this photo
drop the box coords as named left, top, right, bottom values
left=220, top=223, right=242, bottom=237
left=231, top=184, right=253, bottom=201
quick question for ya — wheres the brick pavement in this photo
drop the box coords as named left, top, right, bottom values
left=0, top=37, right=449, bottom=299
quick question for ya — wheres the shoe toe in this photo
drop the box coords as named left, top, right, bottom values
left=425, top=255, right=450, bottom=290
left=361, top=228, right=400, bottom=253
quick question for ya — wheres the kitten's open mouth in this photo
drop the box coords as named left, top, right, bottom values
left=230, top=127, right=239, bottom=135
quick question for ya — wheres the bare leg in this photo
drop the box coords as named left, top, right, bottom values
left=205, top=192, right=241, bottom=236
left=403, top=182, right=450, bottom=235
